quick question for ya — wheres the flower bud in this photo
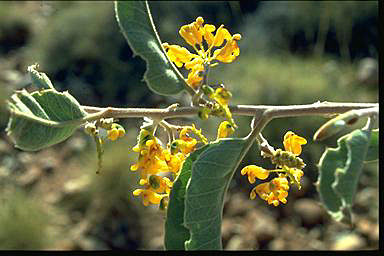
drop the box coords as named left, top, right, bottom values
left=201, top=85, right=215, bottom=97
left=198, top=107, right=211, bottom=120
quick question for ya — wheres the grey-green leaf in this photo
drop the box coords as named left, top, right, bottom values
left=114, top=1, right=186, bottom=96
left=184, top=139, right=247, bottom=250
left=164, top=145, right=209, bottom=250
left=316, top=129, right=371, bottom=225
left=6, top=88, right=87, bottom=151
left=27, top=64, right=54, bottom=90
left=164, top=139, right=248, bottom=250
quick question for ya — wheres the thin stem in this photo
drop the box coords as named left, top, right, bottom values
left=256, top=133, right=275, bottom=156
left=363, top=108, right=378, bottom=132
left=82, top=102, right=378, bottom=120
left=11, top=101, right=376, bottom=129
left=192, top=62, right=211, bottom=106
left=159, top=120, right=182, bottom=143
left=354, top=106, right=379, bottom=119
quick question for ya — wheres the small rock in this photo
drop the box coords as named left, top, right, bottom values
left=224, top=192, right=254, bottom=217
left=308, top=239, right=326, bottom=250
left=370, top=224, right=379, bottom=242
left=226, top=235, right=251, bottom=250
left=63, top=175, right=90, bottom=194
left=16, top=166, right=42, bottom=186
left=293, top=198, right=325, bottom=227
left=331, top=233, right=366, bottom=250
left=354, top=187, right=377, bottom=213
left=0, top=140, right=10, bottom=154
left=0, top=167, right=10, bottom=177
left=246, top=210, right=278, bottom=245
left=2, top=155, right=19, bottom=172
left=268, top=238, right=285, bottom=250
left=39, top=155, right=57, bottom=174
left=18, top=152, right=34, bottom=165
left=148, top=235, right=164, bottom=250
left=222, top=218, right=235, bottom=244
left=356, top=218, right=379, bottom=242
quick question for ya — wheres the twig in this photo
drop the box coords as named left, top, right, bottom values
left=9, top=101, right=376, bottom=129
left=82, top=102, right=377, bottom=120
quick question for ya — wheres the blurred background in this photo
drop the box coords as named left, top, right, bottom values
left=0, top=1, right=378, bottom=250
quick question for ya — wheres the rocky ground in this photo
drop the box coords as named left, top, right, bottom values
left=0, top=132, right=378, bottom=250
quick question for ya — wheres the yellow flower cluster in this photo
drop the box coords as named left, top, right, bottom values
left=131, top=121, right=234, bottom=208
left=163, top=17, right=240, bottom=128
left=84, top=118, right=125, bottom=143
left=131, top=124, right=207, bottom=207
left=241, top=131, right=307, bottom=206
left=107, top=123, right=126, bottom=141
left=163, top=16, right=241, bottom=89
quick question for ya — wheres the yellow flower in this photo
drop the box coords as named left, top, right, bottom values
left=170, top=128, right=198, bottom=156
left=217, top=121, right=235, bottom=139
left=179, top=17, right=204, bottom=47
left=212, top=34, right=241, bottom=63
left=283, top=131, right=307, bottom=156
left=163, top=43, right=196, bottom=68
left=133, top=188, right=167, bottom=206
left=130, top=153, right=168, bottom=178
left=163, top=16, right=241, bottom=90
left=179, top=127, right=189, bottom=141
left=252, top=175, right=289, bottom=206
left=170, top=139, right=197, bottom=155
left=139, top=175, right=173, bottom=194
left=185, top=57, right=205, bottom=89
left=131, top=125, right=192, bottom=208
left=211, top=87, right=232, bottom=106
left=287, top=167, right=304, bottom=189
left=107, top=129, right=119, bottom=141
left=208, top=87, right=236, bottom=127
left=179, top=124, right=208, bottom=144
left=208, top=25, right=232, bottom=49
left=107, top=123, right=125, bottom=141
left=240, top=165, right=270, bottom=183
left=132, top=129, right=153, bottom=153
left=131, top=130, right=169, bottom=177
left=243, top=131, right=307, bottom=206
left=164, top=150, right=185, bottom=173
left=202, top=24, right=216, bottom=46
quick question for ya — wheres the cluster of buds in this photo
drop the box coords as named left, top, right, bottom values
left=241, top=131, right=307, bottom=206
left=199, top=84, right=236, bottom=127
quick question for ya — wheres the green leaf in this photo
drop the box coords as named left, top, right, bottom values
left=316, top=129, right=372, bottom=225
left=6, top=88, right=87, bottom=151
left=164, top=139, right=247, bottom=250
left=313, top=110, right=360, bottom=141
left=365, top=129, right=378, bottom=162
left=27, top=64, right=54, bottom=90
left=185, top=139, right=247, bottom=250
left=114, top=1, right=186, bottom=96
left=164, top=145, right=209, bottom=250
